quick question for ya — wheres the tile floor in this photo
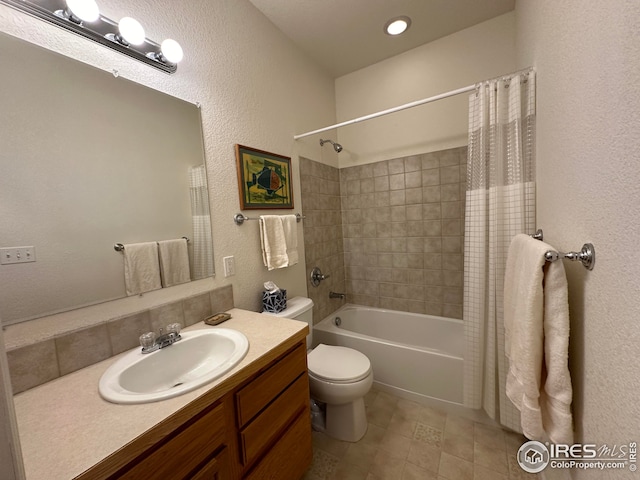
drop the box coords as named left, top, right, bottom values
left=303, top=387, right=539, bottom=480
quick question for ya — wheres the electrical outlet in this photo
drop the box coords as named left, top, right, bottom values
left=0, top=246, right=36, bottom=265
left=223, top=256, right=235, bottom=277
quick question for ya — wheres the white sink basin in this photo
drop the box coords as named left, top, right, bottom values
left=99, top=328, right=249, bottom=404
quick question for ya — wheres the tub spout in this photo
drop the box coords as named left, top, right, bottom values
left=329, top=291, right=346, bottom=299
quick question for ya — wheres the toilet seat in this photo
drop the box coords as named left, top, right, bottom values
left=307, top=344, right=371, bottom=384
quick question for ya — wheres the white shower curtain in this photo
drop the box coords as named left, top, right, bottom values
left=189, top=165, right=214, bottom=280
left=463, top=70, right=536, bottom=432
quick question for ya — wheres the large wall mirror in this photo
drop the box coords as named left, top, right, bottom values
left=0, top=32, right=214, bottom=326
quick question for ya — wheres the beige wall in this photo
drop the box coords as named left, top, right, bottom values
left=516, top=1, right=640, bottom=476
left=0, top=0, right=337, bottom=314
left=332, top=12, right=516, bottom=166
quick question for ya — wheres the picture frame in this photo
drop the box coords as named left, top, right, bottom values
left=235, top=144, right=294, bottom=210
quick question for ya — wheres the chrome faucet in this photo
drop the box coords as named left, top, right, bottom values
left=329, top=291, right=346, bottom=299
left=139, top=323, right=182, bottom=353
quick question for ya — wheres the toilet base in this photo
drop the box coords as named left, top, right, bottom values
left=324, top=397, right=368, bottom=442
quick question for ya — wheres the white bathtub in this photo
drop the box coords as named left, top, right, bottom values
left=313, top=304, right=463, bottom=405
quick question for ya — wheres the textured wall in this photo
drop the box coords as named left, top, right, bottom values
left=0, top=0, right=337, bottom=314
left=516, top=1, right=640, bottom=477
left=333, top=13, right=516, bottom=166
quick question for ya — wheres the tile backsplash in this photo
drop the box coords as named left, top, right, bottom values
left=6, top=284, right=233, bottom=394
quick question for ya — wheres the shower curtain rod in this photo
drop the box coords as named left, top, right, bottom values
left=293, top=67, right=534, bottom=140
left=293, top=84, right=476, bottom=140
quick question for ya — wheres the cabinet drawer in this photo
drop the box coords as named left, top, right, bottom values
left=235, top=342, right=307, bottom=428
left=244, top=409, right=312, bottom=480
left=190, top=447, right=230, bottom=480
left=240, top=373, right=309, bottom=466
left=117, top=403, right=226, bottom=480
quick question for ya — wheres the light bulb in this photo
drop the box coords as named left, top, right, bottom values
left=118, top=17, right=146, bottom=46
left=65, top=0, right=99, bottom=23
left=160, top=39, right=183, bottom=64
left=384, top=16, right=411, bottom=36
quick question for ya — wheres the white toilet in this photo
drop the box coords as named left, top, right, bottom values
left=262, top=296, right=373, bottom=442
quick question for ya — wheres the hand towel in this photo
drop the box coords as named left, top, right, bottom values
left=157, top=238, right=191, bottom=287
left=504, top=234, right=574, bottom=444
left=123, top=242, right=162, bottom=296
left=280, top=214, right=299, bottom=267
left=259, top=215, right=289, bottom=270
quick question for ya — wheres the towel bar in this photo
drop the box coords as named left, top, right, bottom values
left=114, top=237, right=190, bottom=252
left=545, top=243, right=595, bottom=270
left=531, top=229, right=595, bottom=270
left=233, top=213, right=305, bottom=225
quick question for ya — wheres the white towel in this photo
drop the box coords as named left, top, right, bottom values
left=123, top=242, right=162, bottom=296
left=280, top=215, right=299, bottom=267
left=157, top=239, right=191, bottom=287
left=259, top=215, right=289, bottom=270
left=504, top=234, right=574, bottom=443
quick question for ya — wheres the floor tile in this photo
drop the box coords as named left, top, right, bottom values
left=414, top=422, right=443, bottom=448
left=442, top=432, right=474, bottom=462
left=402, top=461, right=439, bottom=480
left=474, top=441, right=509, bottom=474
left=406, top=439, right=441, bottom=473
left=379, top=430, right=413, bottom=459
left=368, top=449, right=405, bottom=478
left=305, top=389, right=540, bottom=480
left=438, top=451, right=474, bottom=480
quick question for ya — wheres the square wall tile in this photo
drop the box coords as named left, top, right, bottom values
left=56, top=324, right=112, bottom=376
left=183, top=293, right=213, bottom=326
left=149, top=302, right=185, bottom=332
left=7, top=340, right=60, bottom=394
left=108, top=311, right=152, bottom=355
left=210, top=284, right=234, bottom=312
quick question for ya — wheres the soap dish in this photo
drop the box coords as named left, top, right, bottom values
left=204, top=312, right=232, bottom=326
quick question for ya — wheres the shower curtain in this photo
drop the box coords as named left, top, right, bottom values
left=463, top=70, right=536, bottom=432
left=189, top=165, right=214, bottom=280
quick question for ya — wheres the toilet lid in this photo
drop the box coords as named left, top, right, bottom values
left=307, top=344, right=371, bottom=383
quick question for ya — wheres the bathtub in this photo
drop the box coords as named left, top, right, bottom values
left=313, top=304, right=463, bottom=405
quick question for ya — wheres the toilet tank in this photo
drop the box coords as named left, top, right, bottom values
left=261, top=296, right=314, bottom=348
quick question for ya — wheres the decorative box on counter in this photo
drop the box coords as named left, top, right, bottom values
left=262, top=289, right=287, bottom=313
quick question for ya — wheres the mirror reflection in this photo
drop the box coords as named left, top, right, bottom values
left=0, top=32, right=214, bottom=326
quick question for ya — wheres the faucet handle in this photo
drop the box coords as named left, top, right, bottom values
left=139, top=332, right=156, bottom=349
left=166, top=323, right=182, bottom=335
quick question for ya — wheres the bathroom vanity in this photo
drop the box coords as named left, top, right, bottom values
left=11, top=309, right=312, bottom=479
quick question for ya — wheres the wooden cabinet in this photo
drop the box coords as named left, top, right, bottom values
left=235, top=343, right=311, bottom=477
left=82, top=340, right=312, bottom=480
left=109, top=402, right=230, bottom=480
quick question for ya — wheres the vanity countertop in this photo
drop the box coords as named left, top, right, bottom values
left=12, top=308, right=308, bottom=480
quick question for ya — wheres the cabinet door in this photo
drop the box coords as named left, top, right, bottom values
left=244, top=410, right=312, bottom=480
left=191, top=447, right=230, bottom=480
left=116, top=403, right=226, bottom=479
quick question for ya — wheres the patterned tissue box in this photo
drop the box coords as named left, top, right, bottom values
left=262, top=289, right=287, bottom=313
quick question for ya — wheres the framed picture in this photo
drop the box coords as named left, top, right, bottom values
left=235, top=144, right=294, bottom=209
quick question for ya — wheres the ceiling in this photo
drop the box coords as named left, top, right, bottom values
left=249, top=0, right=515, bottom=78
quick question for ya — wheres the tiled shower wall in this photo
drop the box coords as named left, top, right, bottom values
left=299, top=157, right=347, bottom=323
left=340, top=147, right=466, bottom=319
left=300, top=146, right=466, bottom=321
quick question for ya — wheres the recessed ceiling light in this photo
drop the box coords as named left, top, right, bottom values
left=384, top=16, right=411, bottom=36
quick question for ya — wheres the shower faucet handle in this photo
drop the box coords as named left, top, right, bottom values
left=310, top=266, right=329, bottom=287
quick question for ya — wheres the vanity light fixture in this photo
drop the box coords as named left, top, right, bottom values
left=384, top=15, right=411, bottom=36
left=0, top=0, right=184, bottom=74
